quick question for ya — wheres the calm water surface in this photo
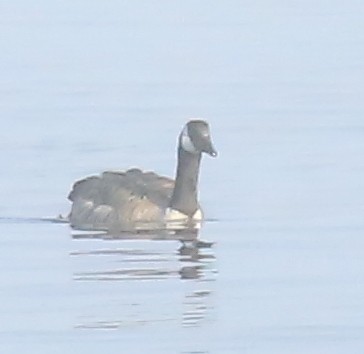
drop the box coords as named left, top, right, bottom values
left=1, top=1, right=364, bottom=353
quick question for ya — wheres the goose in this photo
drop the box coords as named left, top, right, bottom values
left=68, top=119, right=217, bottom=231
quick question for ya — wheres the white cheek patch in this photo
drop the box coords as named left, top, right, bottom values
left=181, top=125, right=198, bottom=154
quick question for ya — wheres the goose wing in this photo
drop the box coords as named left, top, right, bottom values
left=68, top=168, right=175, bottom=230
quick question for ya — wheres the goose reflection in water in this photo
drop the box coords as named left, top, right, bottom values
left=71, top=228, right=217, bottom=329
left=71, top=229, right=215, bottom=281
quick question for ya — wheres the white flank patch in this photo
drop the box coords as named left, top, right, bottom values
left=165, top=208, right=203, bottom=221
left=192, top=208, right=203, bottom=220
left=164, top=208, right=202, bottom=230
left=181, top=125, right=198, bottom=154
left=164, top=208, right=189, bottom=221
left=164, top=208, right=203, bottom=230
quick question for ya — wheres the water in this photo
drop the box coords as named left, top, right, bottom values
left=1, top=1, right=364, bottom=353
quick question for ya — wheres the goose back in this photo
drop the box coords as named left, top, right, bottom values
left=68, top=168, right=175, bottom=230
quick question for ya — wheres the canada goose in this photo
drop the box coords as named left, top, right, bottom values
left=68, top=120, right=217, bottom=231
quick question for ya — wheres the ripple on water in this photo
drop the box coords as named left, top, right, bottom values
left=71, top=229, right=217, bottom=329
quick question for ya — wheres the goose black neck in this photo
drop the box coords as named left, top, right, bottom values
left=169, top=146, right=201, bottom=216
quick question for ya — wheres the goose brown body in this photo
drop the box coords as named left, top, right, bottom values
left=69, top=169, right=176, bottom=230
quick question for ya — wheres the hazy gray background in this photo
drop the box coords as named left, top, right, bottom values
left=0, top=1, right=363, bottom=353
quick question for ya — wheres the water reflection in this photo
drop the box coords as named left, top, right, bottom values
left=71, top=228, right=216, bottom=329
left=71, top=229, right=215, bottom=281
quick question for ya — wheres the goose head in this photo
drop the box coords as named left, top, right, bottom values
left=179, top=120, right=217, bottom=157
